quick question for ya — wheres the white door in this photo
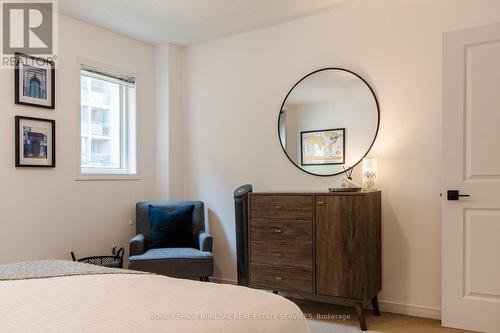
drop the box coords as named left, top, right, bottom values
left=443, top=23, right=500, bottom=333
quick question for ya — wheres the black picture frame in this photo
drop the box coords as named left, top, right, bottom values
left=15, top=116, right=56, bottom=168
left=15, top=53, right=55, bottom=109
left=300, top=128, right=345, bottom=166
left=277, top=67, right=380, bottom=177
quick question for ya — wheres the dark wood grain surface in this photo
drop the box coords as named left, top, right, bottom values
left=315, top=195, right=364, bottom=299
left=250, top=195, right=313, bottom=219
left=248, top=191, right=382, bottom=331
left=364, top=191, right=382, bottom=299
left=250, top=263, right=312, bottom=293
left=250, top=218, right=312, bottom=243
left=250, top=241, right=312, bottom=268
left=248, top=192, right=381, bottom=300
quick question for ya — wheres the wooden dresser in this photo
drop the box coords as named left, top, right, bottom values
left=248, top=191, right=381, bottom=331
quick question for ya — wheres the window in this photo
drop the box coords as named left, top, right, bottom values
left=80, top=66, right=136, bottom=176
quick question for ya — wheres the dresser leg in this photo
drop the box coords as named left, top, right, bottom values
left=371, top=295, right=380, bottom=316
left=354, top=302, right=367, bottom=331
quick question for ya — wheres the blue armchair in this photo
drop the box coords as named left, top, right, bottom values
left=128, top=201, right=213, bottom=281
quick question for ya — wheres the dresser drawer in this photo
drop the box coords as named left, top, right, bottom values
left=250, top=264, right=312, bottom=293
left=250, top=195, right=313, bottom=219
left=250, top=241, right=312, bottom=268
left=250, top=218, right=312, bottom=243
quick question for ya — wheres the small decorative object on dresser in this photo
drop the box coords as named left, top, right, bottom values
left=329, top=167, right=362, bottom=192
left=15, top=116, right=55, bottom=168
left=15, top=53, right=55, bottom=109
left=362, top=157, right=378, bottom=190
left=328, top=178, right=362, bottom=192
left=248, top=191, right=381, bottom=331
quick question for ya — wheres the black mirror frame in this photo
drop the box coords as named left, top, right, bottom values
left=278, top=67, right=380, bottom=177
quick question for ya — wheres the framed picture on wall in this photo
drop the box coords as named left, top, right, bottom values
left=301, top=128, right=345, bottom=166
left=15, top=53, right=55, bottom=109
left=15, top=116, right=56, bottom=168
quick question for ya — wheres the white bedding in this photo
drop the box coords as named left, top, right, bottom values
left=0, top=273, right=310, bottom=333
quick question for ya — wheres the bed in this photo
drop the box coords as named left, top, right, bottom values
left=0, top=260, right=310, bottom=333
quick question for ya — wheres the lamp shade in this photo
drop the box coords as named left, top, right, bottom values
left=362, top=157, right=377, bottom=190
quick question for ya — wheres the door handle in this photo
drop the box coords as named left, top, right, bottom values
left=447, top=190, right=470, bottom=201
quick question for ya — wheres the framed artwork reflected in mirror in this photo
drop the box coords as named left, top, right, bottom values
left=301, top=128, right=345, bottom=166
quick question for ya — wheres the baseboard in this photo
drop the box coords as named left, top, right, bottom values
left=209, top=276, right=237, bottom=285
left=208, top=277, right=441, bottom=320
left=378, top=300, right=441, bottom=320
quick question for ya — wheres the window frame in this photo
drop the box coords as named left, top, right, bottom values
left=76, top=58, right=139, bottom=181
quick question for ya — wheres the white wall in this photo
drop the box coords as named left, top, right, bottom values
left=181, top=0, right=500, bottom=318
left=0, top=15, right=157, bottom=263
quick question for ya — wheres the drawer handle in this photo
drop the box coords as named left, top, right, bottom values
left=317, top=201, right=325, bottom=205
left=273, top=253, right=282, bottom=257
left=274, top=205, right=283, bottom=209
left=275, top=276, right=283, bottom=281
left=273, top=228, right=283, bottom=233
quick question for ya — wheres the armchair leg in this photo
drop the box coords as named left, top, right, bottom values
left=201, top=277, right=209, bottom=282
left=199, top=277, right=204, bottom=282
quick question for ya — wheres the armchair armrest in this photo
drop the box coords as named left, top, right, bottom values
left=198, top=232, right=213, bottom=252
left=129, top=234, right=146, bottom=256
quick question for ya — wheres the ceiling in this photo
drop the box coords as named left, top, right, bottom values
left=58, top=0, right=346, bottom=46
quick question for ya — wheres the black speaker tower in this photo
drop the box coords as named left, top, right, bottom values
left=234, top=184, right=252, bottom=286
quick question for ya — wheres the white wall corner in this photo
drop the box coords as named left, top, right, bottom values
left=154, top=43, right=184, bottom=201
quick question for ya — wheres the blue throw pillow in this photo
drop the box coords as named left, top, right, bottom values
left=148, top=205, right=196, bottom=249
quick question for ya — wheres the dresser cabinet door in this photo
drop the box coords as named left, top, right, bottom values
left=315, top=195, right=364, bottom=299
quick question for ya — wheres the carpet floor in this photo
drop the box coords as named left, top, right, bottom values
left=291, top=299, right=475, bottom=333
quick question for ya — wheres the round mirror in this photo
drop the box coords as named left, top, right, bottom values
left=278, top=68, right=379, bottom=176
